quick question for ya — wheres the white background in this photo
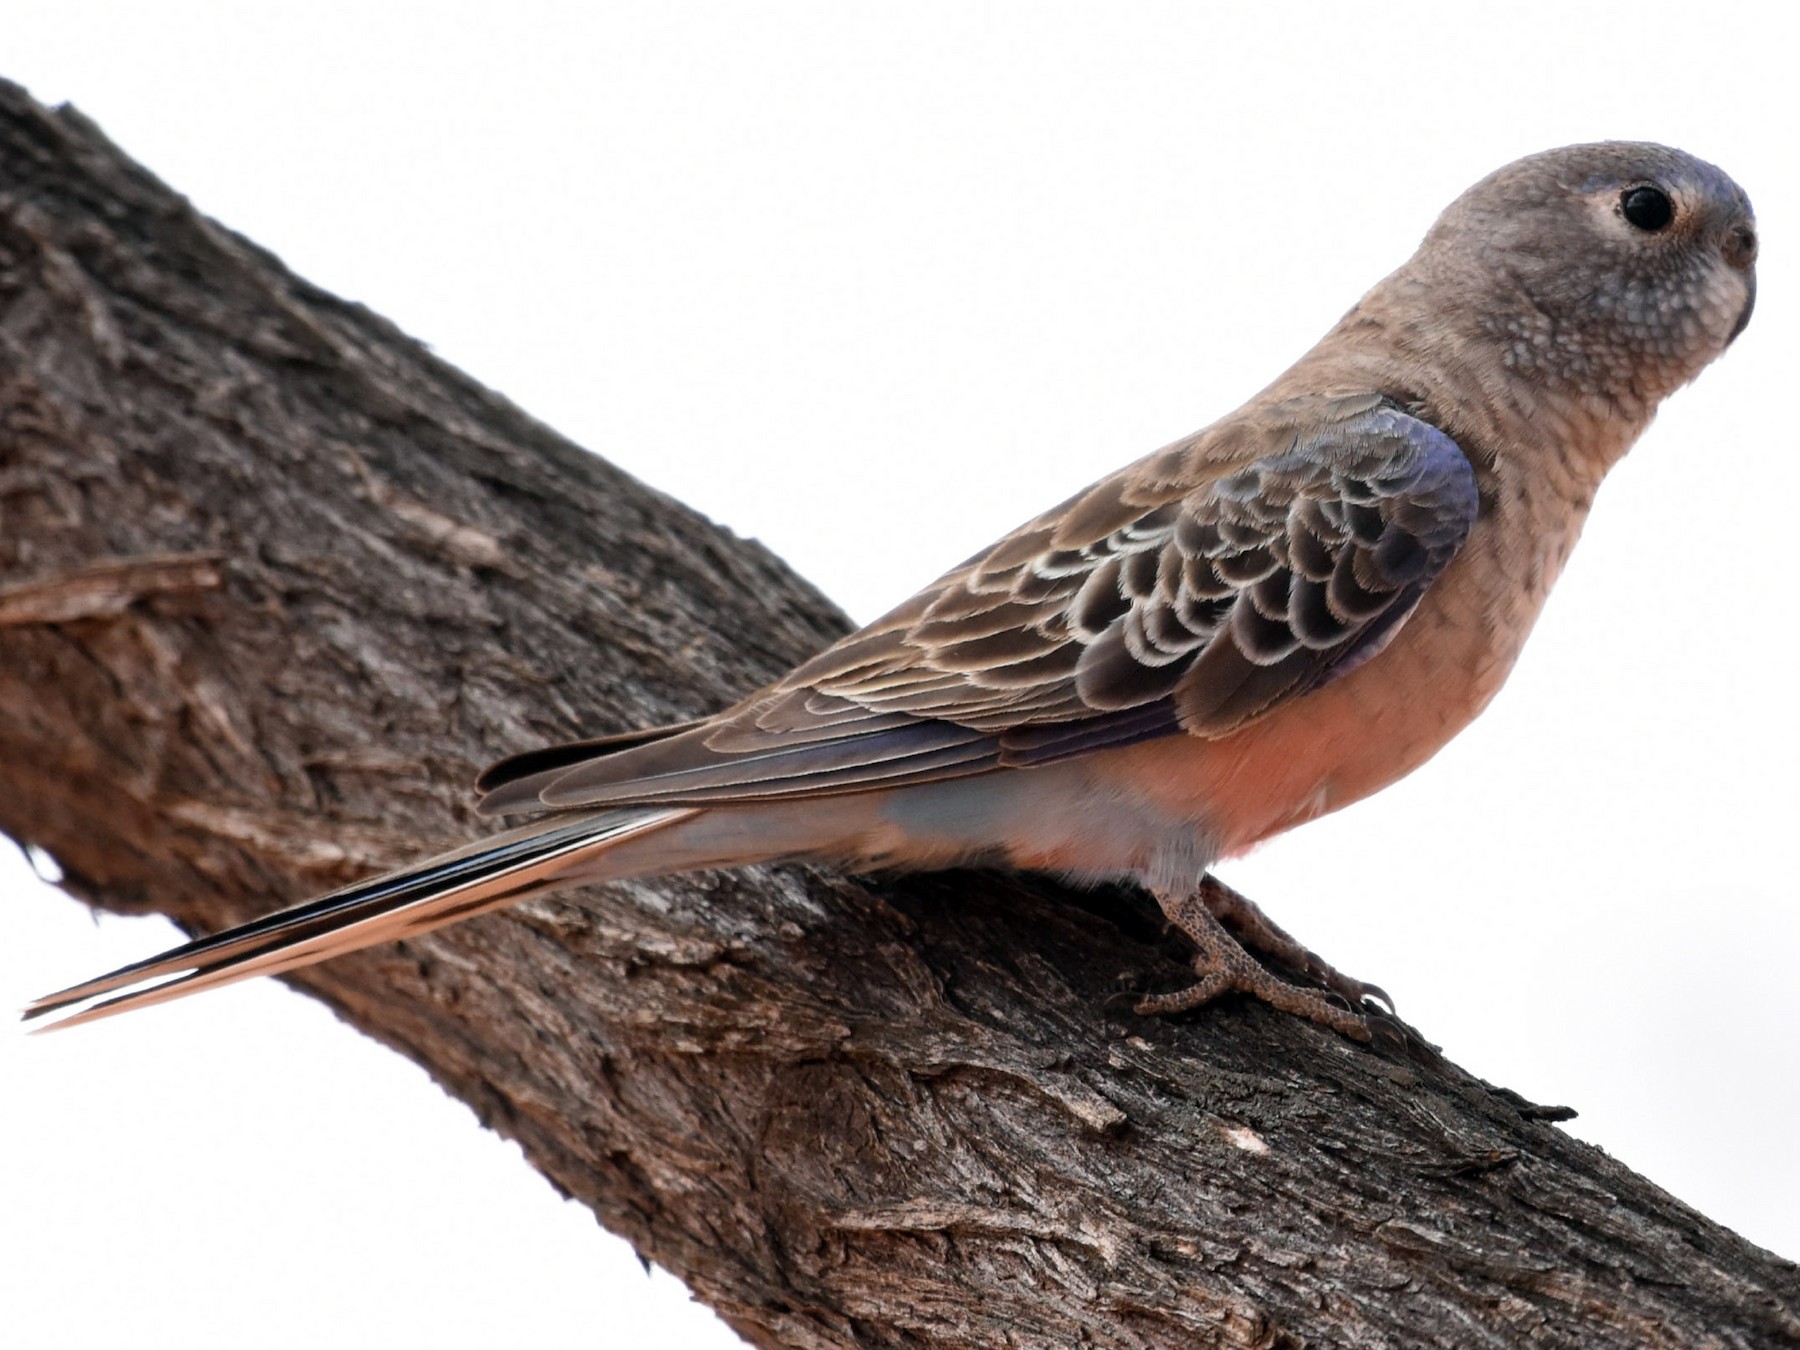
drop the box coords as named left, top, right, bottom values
left=3, top=5, right=1794, bottom=1347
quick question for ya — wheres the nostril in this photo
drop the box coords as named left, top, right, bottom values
left=1724, top=221, right=1757, bottom=270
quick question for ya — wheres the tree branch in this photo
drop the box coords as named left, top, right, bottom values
left=2, top=80, right=1794, bottom=1349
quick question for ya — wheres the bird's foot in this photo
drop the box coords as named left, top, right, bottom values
left=1133, top=877, right=1384, bottom=1042
left=1193, top=873, right=1394, bottom=1014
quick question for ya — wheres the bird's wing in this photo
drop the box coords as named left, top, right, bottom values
left=479, top=398, right=1479, bottom=813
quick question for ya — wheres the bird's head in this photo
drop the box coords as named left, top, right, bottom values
left=1413, top=141, right=1756, bottom=413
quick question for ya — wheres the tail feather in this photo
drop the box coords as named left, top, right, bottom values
left=24, top=807, right=692, bottom=1031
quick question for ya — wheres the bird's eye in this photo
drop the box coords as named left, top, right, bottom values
left=1620, top=186, right=1674, bottom=232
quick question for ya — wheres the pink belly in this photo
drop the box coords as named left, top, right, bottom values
left=1098, top=560, right=1530, bottom=859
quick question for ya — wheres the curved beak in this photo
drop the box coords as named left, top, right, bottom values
left=1724, top=216, right=1757, bottom=346
left=1727, top=274, right=1756, bottom=346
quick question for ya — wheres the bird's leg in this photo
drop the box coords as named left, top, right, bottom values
left=1134, top=878, right=1380, bottom=1042
left=1193, top=874, right=1393, bottom=1014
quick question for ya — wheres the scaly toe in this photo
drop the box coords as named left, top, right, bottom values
left=1250, top=977, right=1373, bottom=1042
left=1136, top=962, right=1371, bottom=1042
left=1133, top=971, right=1233, bottom=1017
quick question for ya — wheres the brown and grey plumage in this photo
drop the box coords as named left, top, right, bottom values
left=27, top=142, right=1757, bottom=1037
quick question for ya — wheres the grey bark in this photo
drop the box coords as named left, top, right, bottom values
left=1, top=79, right=1795, bottom=1349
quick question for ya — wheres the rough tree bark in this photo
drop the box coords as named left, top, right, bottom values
left=1, top=80, right=1795, bottom=1349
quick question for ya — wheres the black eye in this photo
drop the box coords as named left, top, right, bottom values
left=1621, top=186, right=1673, bottom=232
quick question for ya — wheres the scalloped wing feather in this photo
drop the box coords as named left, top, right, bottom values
left=478, top=399, right=1477, bottom=813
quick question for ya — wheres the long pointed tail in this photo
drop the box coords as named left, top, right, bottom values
left=23, top=807, right=694, bottom=1032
